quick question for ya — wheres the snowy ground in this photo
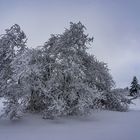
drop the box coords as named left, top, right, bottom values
left=0, top=98, right=140, bottom=140
left=129, top=98, right=140, bottom=111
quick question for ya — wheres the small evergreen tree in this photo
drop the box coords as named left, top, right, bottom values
left=129, top=76, right=139, bottom=97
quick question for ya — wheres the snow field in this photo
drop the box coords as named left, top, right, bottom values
left=0, top=98, right=140, bottom=140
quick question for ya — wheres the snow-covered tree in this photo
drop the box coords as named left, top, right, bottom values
left=129, top=76, right=139, bottom=97
left=0, top=24, right=27, bottom=120
left=39, top=22, right=115, bottom=118
left=0, top=24, right=27, bottom=95
left=40, top=22, right=94, bottom=117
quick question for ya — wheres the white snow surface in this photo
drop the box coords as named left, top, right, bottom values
left=0, top=98, right=140, bottom=140
left=129, top=98, right=140, bottom=111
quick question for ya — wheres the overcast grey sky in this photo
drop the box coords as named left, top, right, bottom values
left=0, top=0, right=140, bottom=88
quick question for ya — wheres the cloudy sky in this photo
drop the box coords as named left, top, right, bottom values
left=0, top=0, right=140, bottom=88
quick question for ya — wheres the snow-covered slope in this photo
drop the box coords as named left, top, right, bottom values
left=0, top=98, right=140, bottom=140
left=129, top=98, right=140, bottom=111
